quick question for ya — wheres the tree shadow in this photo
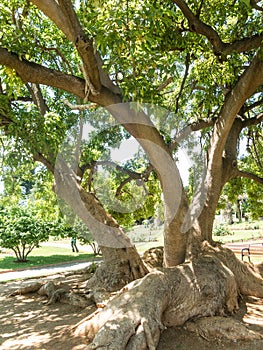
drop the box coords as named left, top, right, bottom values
left=0, top=276, right=95, bottom=350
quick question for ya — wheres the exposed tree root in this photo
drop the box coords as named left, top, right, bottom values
left=9, top=280, right=94, bottom=307
left=202, top=242, right=263, bottom=297
left=184, top=316, right=262, bottom=341
left=73, top=270, right=168, bottom=349
left=72, top=255, right=240, bottom=349
left=8, top=243, right=263, bottom=349
left=255, top=262, right=263, bottom=277
left=8, top=281, right=43, bottom=296
left=142, top=246, right=163, bottom=268
left=85, top=249, right=149, bottom=293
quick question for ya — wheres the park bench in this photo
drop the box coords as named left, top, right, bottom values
left=241, top=242, right=263, bottom=262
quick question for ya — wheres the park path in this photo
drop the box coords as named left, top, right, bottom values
left=0, top=260, right=97, bottom=283
left=0, top=239, right=262, bottom=283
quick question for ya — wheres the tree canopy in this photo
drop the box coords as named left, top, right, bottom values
left=1, top=2, right=263, bottom=349
left=0, top=0, right=262, bottom=263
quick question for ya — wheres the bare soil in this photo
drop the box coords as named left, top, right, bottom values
left=0, top=270, right=262, bottom=350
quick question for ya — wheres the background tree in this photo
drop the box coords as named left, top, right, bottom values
left=0, top=205, right=51, bottom=262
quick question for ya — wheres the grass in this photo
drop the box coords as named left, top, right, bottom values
left=212, top=220, right=263, bottom=244
left=0, top=219, right=262, bottom=272
left=0, top=244, right=95, bottom=272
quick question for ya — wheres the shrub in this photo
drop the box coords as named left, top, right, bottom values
left=0, top=205, right=50, bottom=262
left=213, top=224, right=232, bottom=237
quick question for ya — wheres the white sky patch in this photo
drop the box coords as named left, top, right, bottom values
left=238, top=137, right=247, bottom=158
left=177, top=150, right=191, bottom=186
left=110, top=136, right=190, bottom=185
left=111, top=137, right=140, bottom=163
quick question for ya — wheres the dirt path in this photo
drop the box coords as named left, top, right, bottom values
left=0, top=267, right=262, bottom=350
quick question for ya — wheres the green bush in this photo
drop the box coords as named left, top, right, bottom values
left=0, top=205, right=51, bottom=262
left=213, top=224, right=232, bottom=237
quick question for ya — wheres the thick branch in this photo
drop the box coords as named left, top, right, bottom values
left=0, top=47, right=121, bottom=106
left=33, top=152, right=55, bottom=173
left=30, top=0, right=73, bottom=40
left=241, top=113, right=263, bottom=128
left=210, top=49, right=263, bottom=162
left=223, top=35, right=263, bottom=55
left=30, top=0, right=101, bottom=94
left=0, top=47, right=85, bottom=98
left=173, top=0, right=263, bottom=56
left=233, top=169, right=263, bottom=184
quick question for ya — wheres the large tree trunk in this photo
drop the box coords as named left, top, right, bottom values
left=72, top=244, right=263, bottom=350
left=54, top=159, right=148, bottom=290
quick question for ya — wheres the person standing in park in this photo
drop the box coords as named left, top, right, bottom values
left=71, top=237, right=79, bottom=253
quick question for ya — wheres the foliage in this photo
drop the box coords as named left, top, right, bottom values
left=0, top=0, right=262, bottom=250
left=0, top=205, right=51, bottom=262
left=0, top=203, right=84, bottom=262
left=213, top=224, right=232, bottom=237
left=0, top=251, right=93, bottom=272
left=219, top=123, right=263, bottom=220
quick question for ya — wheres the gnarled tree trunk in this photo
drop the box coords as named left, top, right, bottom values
left=72, top=243, right=262, bottom=350
left=72, top=244, right=263, bottom=350
left=54, top=159, right=148, bottom=291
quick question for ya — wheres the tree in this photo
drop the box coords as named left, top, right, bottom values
left=0, top=0, right=263, bottom=348
left=0, top=205, right=50, bottom=262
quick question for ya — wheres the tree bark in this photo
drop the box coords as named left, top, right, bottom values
left=72, top=244, right=263, bottom=350
left=54, top=159, right=148, bottom=290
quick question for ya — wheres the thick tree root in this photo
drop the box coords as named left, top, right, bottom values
left=9, top=280, right=94, bottom=307
left=84, top=257, right=148, bottom=293
left=8, top=281, right=43, bottom=296
left=73, top=255, right=239, bottom=349
left=184, top=316, right=262, bottom=341
left=202, top=242, right=263, bottom=297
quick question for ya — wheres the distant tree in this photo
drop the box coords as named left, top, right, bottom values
left=0, top=205, right=50, bottom=262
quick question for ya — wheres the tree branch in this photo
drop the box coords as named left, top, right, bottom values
left=62, top=99, right=97, bottom=111
left=82, top=160, right=144, bottom=179
left=233, top=169, right=263, bottom=184
left=241, top=113, right=263, bottom=128
left=0, top=47, right=86, bottom=98
left=242, top=97, right=263, bottom=113
left=33, top=152, right=55, bottom=173
left=0, top=47, right=121, bottom=106
left=26, top=83, right=49, bottom=116
left=81, top=160, right=153, bottom=197
left=175, top=53, right=191, bottom=114
left=172, top=0, right=263, bottom=57
left=170, top=118, right=216, bottom=151
left=30, top=0, right=74, bottom=40
left=209, top=49, right=263, bottom=162
left=250, top=0, right=263, bottom=11
left=30, top=0, right=102, bottom=95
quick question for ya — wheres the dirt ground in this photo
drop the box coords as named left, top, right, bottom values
left=0, top=269, right=262, bottom=350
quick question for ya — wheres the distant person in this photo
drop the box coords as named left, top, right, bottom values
left=71, top=237, right=79, bottom=253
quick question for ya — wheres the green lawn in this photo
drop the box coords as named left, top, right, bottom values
left=0, top=220, right=262, bottom=271
left=130, top=220, right=263, bottom=255
left=0, top=244, right=95, bottom=271
left=213, top=220, right=263, bottom=244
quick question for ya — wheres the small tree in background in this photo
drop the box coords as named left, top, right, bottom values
left=0, top=205, right=51, bottom=262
